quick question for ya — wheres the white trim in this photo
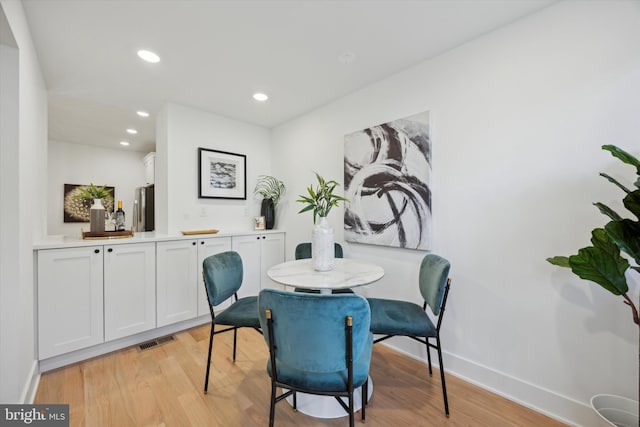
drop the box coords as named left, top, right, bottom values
left=20, top=361, right=39, bottom=403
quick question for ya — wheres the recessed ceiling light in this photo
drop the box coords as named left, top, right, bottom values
left=126, top=128, right=138, bottom=135
left=253, top=93, right=268, bottom=102
left=137, top=49, right=160, bottom=63
left=136, top=110, right=150, bottom=117
left=338, top=51, right=356, bottom=64
left=120, top=141, right=130, bottom=146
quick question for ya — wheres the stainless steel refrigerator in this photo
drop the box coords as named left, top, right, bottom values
left=134, top=184, right=155, bottom=232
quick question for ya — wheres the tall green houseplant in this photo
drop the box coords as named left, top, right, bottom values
left=547, top=145, right=640, bottom=326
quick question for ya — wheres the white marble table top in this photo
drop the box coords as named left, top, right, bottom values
left=267, top=258, right=384, bottom=292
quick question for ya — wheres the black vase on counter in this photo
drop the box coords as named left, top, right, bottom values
left=261, top=198, right=275, bottom=230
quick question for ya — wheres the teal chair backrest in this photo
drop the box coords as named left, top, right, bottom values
left=202, top=251, right=244, bottom=306
left=258, top=289, right=371, bottom=373
left=295, top=242, right=344, bottom=260
left=419, top=254, right=451, bottom=317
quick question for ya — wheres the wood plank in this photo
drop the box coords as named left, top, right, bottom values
left=35, top=324, right=567, bottom=426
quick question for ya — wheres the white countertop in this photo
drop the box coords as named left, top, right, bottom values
left=33, top=229, right=285, bottom=250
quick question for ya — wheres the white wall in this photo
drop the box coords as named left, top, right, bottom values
left=271, top=1, right=640, bottom=425
left=47, top=140, right=147, bottom=237
left=0, top=0, right=48, bottom=403
left=158, top=103, right=272, bottom=234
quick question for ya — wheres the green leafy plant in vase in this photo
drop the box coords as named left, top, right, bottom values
left=297, top=172, right=349, bottom=271
left=74, top=183, right=114, bottom=233
left=296, top=172, right=348, bottom=224
left=253, top=175, right=285, bottom=229
left=547, top=145, right=639, bottom=426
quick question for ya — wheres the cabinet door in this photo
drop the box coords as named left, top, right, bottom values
left=104, top=242, right=156, bottom=341
left=156, top=240, right=198, bottom=327
left=37, top=246, right=104, bottom=359
left=261, top=233, right=286, bottom=290
left=231, top=235, right=262, bottom=298
left=196, top=237, right=232, bottom=316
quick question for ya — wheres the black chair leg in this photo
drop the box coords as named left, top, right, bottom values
left=204, top=323, right=215, bottom=393
left=269, top=382, right=276, bottom=427
left=361, top=379, right=367, bottom=422
left=232, top=327, right=238, bottom=361
left=293, top=391, right=297, bottom=411
left=426, top=339, right=433, bottom=376
left=435, top=336, right=450, bottom=417
left=348, top=390, right=355, bottom=427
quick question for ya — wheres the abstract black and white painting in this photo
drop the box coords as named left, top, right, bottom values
left=198, top=148, right=246, bottom=199
left=344, top=111, right=431, bottom=250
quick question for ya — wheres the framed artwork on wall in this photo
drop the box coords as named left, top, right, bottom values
left=343, top=110, right=432, bottom=250
left=63, top=183, right=115, bottom=223
left=198, top=148, right=246, bottom=199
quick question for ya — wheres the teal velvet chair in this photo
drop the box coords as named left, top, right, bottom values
left=258, top=289, right=373, bottom=427
left=294, top=242, right=352, bottom=294
left=294, top=242, right=344, bottom=260
left=367, top=254, right=452, bottom=416
left=202, top=251, right=261, bottom=394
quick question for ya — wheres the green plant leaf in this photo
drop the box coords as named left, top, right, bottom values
left=623, top=190, right=640, bottom=220
left=594, top=202, right=623, bottom=221
left=565, top=229, right=629, bottom=295
left=599, top=172, right=631, bottom=193
left=547, top=256, right=570, bottom=268
left=605, top=219, right=640, bottom=266
left=253, top=175, right=285, bottom=206
left=602, top=145, right=640, bottom=175
left=296, top=172, right=349, bottom=220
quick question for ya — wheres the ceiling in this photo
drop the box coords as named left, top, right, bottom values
left=21, top=0, right=556, bottom=153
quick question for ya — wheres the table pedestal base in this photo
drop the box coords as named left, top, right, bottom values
left=284, top=377, right=373, bottom=419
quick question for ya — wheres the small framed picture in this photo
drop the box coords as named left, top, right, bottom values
left=254, top=216, right=265, bottom=230
left=198, top=148, right=247, bottom=199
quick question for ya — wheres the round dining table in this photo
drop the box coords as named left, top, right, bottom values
left=266, top=258, right=384, bottom=294
left=265, top=257, right=384, bottom=418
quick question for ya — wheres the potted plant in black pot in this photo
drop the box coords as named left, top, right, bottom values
left=547, top=145, right=639, bottom=426
left=253, top=175, right=285, bottom=230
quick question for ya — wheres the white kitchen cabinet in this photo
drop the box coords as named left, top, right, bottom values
left=196, top=236, right=232, bottom=316
left=104, top=242, right=156, bottom=341
left=231, top=233, right=285, bottom=297
left=37, top=246, right=104, bottom=359
left=156, top=239, right=198, bottom=327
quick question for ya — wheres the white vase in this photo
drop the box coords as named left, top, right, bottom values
left=591, top=394, right=639, bottom=427
left=312, top=216, right=335, bottom=271
left=90, top=198, right=105, bottom=232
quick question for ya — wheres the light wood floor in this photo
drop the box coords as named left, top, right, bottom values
left=35, top=324, right=566, bottom=426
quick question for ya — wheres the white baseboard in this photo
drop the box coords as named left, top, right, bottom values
left=20, top=360, right=39, bottom=403
left=379, top=341, right=601, bottom=427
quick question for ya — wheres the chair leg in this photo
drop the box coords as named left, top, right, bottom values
left=232, top=327, right=238, bottom=361
left=269, top=382, right=276, bottom=427
left=204, top=323, right=215, bottom=393
left=426, top=338, right=433, bottom=376
left=435, top=336, right=450, bottom=417
left=348, top=390, right=355, bottom=427
left=361, top=379, right=367, bottom=422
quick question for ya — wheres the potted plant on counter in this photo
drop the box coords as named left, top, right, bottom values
left=297, top=172, right=348, bottom=271
left=547, top=145, right=639, bottom=426
left=253, top=175, right=285, bottom=230
left=74, top=183, right=114, bottom=232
